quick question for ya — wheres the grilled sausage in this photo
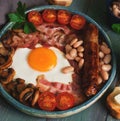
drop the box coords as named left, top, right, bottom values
left=82, top=23, right=99, bottom=97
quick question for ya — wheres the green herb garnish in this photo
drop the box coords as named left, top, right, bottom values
left=8, top=1, right=36, bottom=34
left=111, top=23, right=120, bottom=34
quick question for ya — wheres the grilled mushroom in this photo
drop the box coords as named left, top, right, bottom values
left=19, top=87, right=34, bottom=105
left=31, top=88, right=40, bottom=107
left=0, top=68, right=15, bottom=84
left=0, top=43, right=15, bottom=69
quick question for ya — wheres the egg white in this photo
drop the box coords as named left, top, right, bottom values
left=11, top=46, right=73, bottom=85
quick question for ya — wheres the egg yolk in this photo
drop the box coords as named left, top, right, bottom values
left=28, top=47, right=57, bottom=72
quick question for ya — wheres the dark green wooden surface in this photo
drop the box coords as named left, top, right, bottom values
left=0, top=0, right=120, bottom=121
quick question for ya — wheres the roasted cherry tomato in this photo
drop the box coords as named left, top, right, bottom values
left=42, top=9, right=57, bottom=23
left=70, top=14, right=86, bottom=30
left=57, top=10, right=71, bottom=25
left=38, top=91, right=56, bottom=111
left=56, top=92, right=75, bottom=110
left=28, top=11, right=43, bottom=26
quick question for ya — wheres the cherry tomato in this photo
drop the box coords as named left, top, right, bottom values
left=28, top=11, right=43, bottom=26
left=38, top=91, right=56, bottom=111
left=57, top=10, right=71, bottom=25
left=56, top=92, right=75, bottom=110
left=70, top=14, right=86, bottom=30
left=42, top=9, right=57, bottom=23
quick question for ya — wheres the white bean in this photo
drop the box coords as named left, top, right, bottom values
left=102, top=42, right=108, bottom=47
left=70, top=38, right=78, bottom=46
left=101, top=64, right=112, bottom=72
left=99, top=60, right=104, bottom=66
left=99, top=51, right=104, bottom=58
left=65, top=44, right=72, bottom=53
left=78, top=52, right=83, bottom=58
left=78, top=59, right=84, bottom=69
left=103, top=54, right=111, bottom=64
left=100, top=70, right=109, bottom=81
left=100, top=45, right=111, bottom=54
left=77, top=46, right=84, bottom=52
left=65, top=54, right=74, bottom=60
left=69, top=49, right=77, bottom=58
left=62, top=66, right=74, bottom=74
left=75, top=56, right=80, bottom=62
left=97, top=76, right=103, bottom=85
left=73, top=41, right=83, bottom=48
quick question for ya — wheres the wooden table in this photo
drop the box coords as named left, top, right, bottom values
left=0, top=0, right=120, bottom=121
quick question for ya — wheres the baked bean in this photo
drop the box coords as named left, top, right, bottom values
left=65, top=53, right=74, bottom=60
left=103, top=54, right=111, bottom=64
left=62, top=66, right=74, bottom=74
left=70, top=38, right=78, bottom=46
left=75, top=56, right=80, bottom=62
left=69, top=49, right=77, bottom=58
left=100, top=45, right=111, bottom=54
left=78, top=59, right=84, bottom=69
left=73, top=41, right=83, bottom=48
left=65, top=44, right=72, bottom=53
left=77, top=46, right=84, bottom=52
left=100, top=70, right=109, bottom=81
left=101, top=64, right=112, bottom=72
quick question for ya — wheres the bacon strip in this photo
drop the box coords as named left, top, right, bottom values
left=82, top=23, right=99, bottom=97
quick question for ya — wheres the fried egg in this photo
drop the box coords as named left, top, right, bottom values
left=11, top=46, right=73, bottom=85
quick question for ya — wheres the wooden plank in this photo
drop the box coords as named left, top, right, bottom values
left=47, top=100, right=107, bottom=121
left=0, top=96, right=46, bottom=121
left=0, top=0, right=119, bottom=121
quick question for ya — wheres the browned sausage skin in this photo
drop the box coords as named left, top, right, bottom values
left=82, top=23, right=99, bottom=97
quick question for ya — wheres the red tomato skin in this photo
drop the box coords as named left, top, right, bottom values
left=57, top=10, right=71, bottom=25
left=38, top=91, right=56, bottom=111
left=70, top=15, right=86, bottom=30
left=28, top=11, right=43, bottom=26
left=56, top=92, right=75, bottom=110
left=42, top=9, right=57, bottom=23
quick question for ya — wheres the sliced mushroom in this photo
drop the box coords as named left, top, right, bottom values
left=0, top=43, right=15, bottom=69
left=15, top=78, right=25, bottom=84
left=16, top=83, right=26, bottom=94
left=19, top=88, right=34, bottom=104
left=0, top=43, right=15, bottom=57
left=5, top=80, right=18, bottom=93
left=0, top=68, right=15, bottom=84
left=0, top=55, right=13, bottom=70
left=26, top=83, right=35, bottom=89
left=1, top=30, right=14, bottom=48
left=31, top=88, right=40, bottom=107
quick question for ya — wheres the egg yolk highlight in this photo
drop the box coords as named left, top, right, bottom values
left=28, top=47, right=57, bottom=72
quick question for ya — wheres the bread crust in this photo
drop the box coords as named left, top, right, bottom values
left=106, top=87, right=120, bottom=119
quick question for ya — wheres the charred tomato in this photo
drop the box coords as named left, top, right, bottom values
left=57, top=10, right=71, bottom=25
left=70, top=14, right=86, bottom=30
left=28, top=11, right=43, bottom=26
left=38, top=91, right=56, bottom=111
left=56, top=92, right=75, bottom=110
left=42, top=9, right=57, bottom=23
